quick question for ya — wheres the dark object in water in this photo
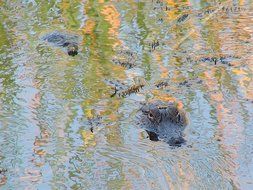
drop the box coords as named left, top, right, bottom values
left=42, top=31, right=79, bottom=56
left=112, top=48, right=137, bottom=69
left=155, top=81, right=169, bottom=89
left=146, top=131, right=159, bottom=141
left=110, top=87, right=118, bottom=98
left=105, top=79, right=145, bottom=98
left=0, top=168, right=7, bottom=174
left=86, top=116, right=102, bottom=133
left=139, top=100, right=188, bottom=146
left=67, top=43, right=78, bottom=56
left=118, top=84, right=145, bottom=97
left=198, top=55, right=235, bottom=66
left=112, top=59, right=135, bottom=69
left=196, top=5, right=246, bottom=18
left=177, top=14, right=189, bottom=23
left=150, top=40, right=159, bottom=51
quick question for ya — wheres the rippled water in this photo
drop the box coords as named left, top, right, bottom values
left=0, top=0, right=253, bottom=189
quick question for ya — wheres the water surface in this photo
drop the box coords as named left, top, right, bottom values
left=0, top=0, right=253, bottom=189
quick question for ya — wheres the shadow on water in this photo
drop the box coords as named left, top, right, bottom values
left=0, top=0, right=253, bottom=189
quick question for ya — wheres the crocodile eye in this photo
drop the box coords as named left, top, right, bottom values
left=143, top=110, right=149, bottom=114
left=148, top=112, right=153, bottom=119
left=148, top=112, right=156, bottom=122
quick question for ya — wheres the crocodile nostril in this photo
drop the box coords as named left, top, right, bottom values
left=174, top=139, right=181, bottom=145
left=169, top=137, right=185, bottom=147
left=146, top=131, right=159, bottom=141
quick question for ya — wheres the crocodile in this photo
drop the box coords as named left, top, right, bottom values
left=42, top=31, right=80, bottom=56
left=138, top=100, right=188, bottom=146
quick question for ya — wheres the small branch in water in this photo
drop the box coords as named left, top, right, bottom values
left=110, top=87, right=118, bottom=98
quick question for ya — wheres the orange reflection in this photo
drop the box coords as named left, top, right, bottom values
left=154, top=52, right=169, bottom=79
left=81, top=19, right=96, bottom=35
left=101, top=5, right=121, bottom=46
left=81, top=130, right=96, bottom=147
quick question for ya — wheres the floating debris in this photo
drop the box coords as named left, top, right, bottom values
left=155, top=81, right=169, bottom=89
left=197, top=55, right=240, bottom=66
left=150, top=40, right=160, bottom=51
left=0, top=168, right=7, bottom=174
left=112, top=47, right=137, bottom=69
left=105, top=77, right=146, bottom=98
left=196, top=5, right=247, bottom=18
left=112, top=59, right=135, bottom=69
left=118, top=84, right=145, bottom=97
left=177, top=14, right=189, bottom=23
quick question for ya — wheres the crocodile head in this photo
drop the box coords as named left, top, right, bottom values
left=140, top=100, right=188, bottom=146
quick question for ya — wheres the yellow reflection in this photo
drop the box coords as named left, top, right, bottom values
left=166, top=0, right=176, bottom=6
left=154, top=52, right=169, bottom=79
left=81, top=130, right=96, bottom=147
left=238, top=0, right=245, bottom=6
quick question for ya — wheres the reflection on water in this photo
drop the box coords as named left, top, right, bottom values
left=0, top=0, right=253, bottom=189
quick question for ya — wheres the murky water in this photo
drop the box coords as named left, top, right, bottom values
left=0, top=0, right=253, bottom=189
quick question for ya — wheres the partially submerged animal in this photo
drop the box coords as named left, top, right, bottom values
left=139, top=100, right=188, bottom=146
left=42, top=31, right=80, bottom=56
